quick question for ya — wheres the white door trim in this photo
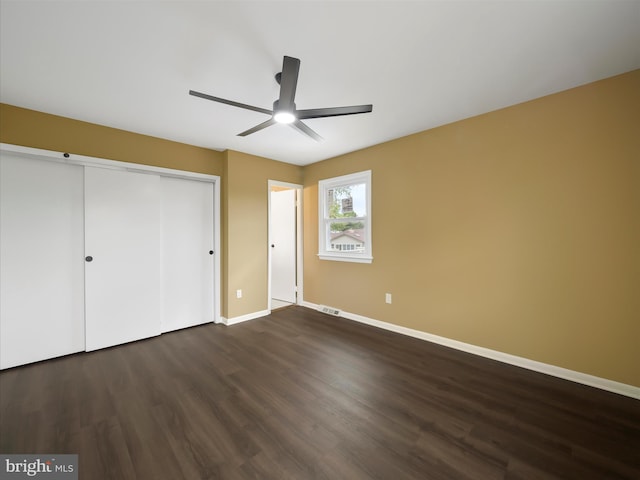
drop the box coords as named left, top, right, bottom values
left=268, top=180, right=304, bottom=311
left=0, top=142, right=222, bottom=325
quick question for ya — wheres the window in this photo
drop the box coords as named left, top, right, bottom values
left=318, top=170, right=372, bottom=263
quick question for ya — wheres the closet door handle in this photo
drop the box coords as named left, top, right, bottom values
left=209, top=250, right=214, bottom=255
left=85, top=256, right=93, bottom=262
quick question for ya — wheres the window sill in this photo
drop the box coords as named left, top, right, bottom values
left=317, top=253, right=373, bottom=264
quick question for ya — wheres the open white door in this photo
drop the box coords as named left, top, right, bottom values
left=270, top=188, right=297, bottom=303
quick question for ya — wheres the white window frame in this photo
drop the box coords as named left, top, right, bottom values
left=318, top=170, right=372, bottom=263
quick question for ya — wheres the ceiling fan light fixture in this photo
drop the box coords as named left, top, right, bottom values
left=273, top=111, right=296, bottom=124
left=190, top=55, right=372, bottom=141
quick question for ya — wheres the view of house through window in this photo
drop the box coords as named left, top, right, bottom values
left=318, top=170, right=372, bottom=263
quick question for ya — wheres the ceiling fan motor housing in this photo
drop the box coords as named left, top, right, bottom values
left=273, top=99, right=295, bottom=113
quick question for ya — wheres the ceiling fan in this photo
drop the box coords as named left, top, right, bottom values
left=189, top=56, right=373, bottom=141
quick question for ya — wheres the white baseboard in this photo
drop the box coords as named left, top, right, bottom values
left=221, top=309, right=270, bottom=326
left=301, top=301, right=639, bottom=400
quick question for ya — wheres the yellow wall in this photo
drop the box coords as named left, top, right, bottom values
left=0, top=104, right=223, bottom=175
left=304, top=70, right=640, bottom=387
left=223, top=150, right=302, bottom=318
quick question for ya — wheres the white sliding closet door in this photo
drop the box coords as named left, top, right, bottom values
left=84, top=166, right=162, bottom=351
left=161, top=177, right=214, bottom=332
left=0, top=154, right=85, bottom=369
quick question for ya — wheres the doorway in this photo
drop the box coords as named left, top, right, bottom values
left=268, top=181, right=303, bottom=311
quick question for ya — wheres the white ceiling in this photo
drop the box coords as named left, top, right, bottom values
left=1, top=1, right=639, bottom=166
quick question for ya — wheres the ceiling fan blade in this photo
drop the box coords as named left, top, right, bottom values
left=189, top=90, right=272, bottom=115
left=297, top=104, right=373, bottom=119
left=237, top=118, right=277, bottom=137
left=278, top=56, right=300, bottom=110
left=290, top=120, right=322, bottom=141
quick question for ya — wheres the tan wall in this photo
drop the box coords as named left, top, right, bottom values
left=224, top=150, right=302, bottom=319
left=0, top=104, right=223, bottom=175
left=304, top=70, right=640, bottom=387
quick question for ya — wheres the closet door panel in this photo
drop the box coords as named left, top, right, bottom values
left=161, top=177, right=214, bottom=332
left=0, top=154, right=85, bottom=369
left=84, top=167, right=161, bottom=351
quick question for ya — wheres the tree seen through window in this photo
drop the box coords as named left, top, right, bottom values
left=328, top=184, right=365, bottom=232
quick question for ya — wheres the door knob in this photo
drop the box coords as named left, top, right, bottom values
left=209, top=250, right=214, bottom=255
left=271, top=244, right=275, bottom=248
left=85, top=256, right=93, bottom=262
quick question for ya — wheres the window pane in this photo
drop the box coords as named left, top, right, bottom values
left=328, top=220, right=366, bottom=253
left=327, top=182, right=366, bottom=219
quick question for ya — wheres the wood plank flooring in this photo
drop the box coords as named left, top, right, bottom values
left=1, top=306, right=639, bottom=479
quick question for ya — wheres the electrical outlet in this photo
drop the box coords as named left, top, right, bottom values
left=236, top=289, right=242, bottom=299
left=385, top=293, right=392, bottom=304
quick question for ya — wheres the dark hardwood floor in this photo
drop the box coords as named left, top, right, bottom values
left=1, top=306, right=639, bottom=479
